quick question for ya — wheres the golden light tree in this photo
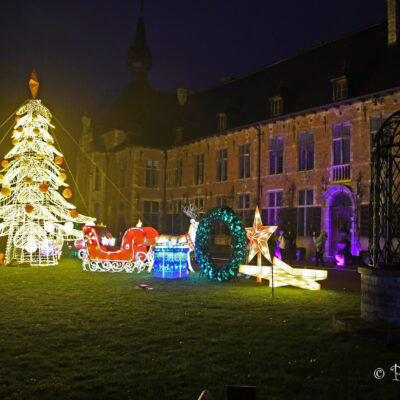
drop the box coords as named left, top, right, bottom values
left=0, top=72, right=95, bottom=266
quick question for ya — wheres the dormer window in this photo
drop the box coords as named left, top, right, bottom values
left=270, top=96, right=283, bottom=117
left=331, top=76, right=348, bottom=101
left=217, top=113, right=227, bottom=131
left=175, top=127, right=183, bottom=144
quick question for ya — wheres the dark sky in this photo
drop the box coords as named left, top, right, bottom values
left=0, top=0, right=386, bottom=163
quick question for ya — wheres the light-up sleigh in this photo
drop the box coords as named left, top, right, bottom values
left=79, top=225, right=158, bottom=273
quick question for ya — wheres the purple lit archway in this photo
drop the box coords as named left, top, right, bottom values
left=322, top=184, right=359, bottom=257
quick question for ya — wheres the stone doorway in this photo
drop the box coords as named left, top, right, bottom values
left=322, top=184, right=358, bottom=258
left=330, top=193, right=352, bottom=257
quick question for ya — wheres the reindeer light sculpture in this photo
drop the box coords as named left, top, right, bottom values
left=154, top=204, right=201, bottom=273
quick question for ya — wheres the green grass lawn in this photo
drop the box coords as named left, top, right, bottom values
left=0, top=259, right=398, bottom=400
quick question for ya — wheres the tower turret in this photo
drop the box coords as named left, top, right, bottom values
left=128, top=14, right=152, bottom=82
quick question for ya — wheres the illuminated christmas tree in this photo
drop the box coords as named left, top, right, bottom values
left=0, top=71, right=95, bottom=266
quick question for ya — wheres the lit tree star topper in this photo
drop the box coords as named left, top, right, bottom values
left=0, top=71, right=95, bottom=266
left=245, top=206, right=277, bottom=264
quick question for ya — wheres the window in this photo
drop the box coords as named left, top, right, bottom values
left=269, top=136, right=283, bottom=174
left=332, top=77, right=348, bottom=101
left=174, top=158, right=183, bottom=187
left=370, top=114, right=391, bottom=147
left=297, top=189, right=313, bottom=236
left=144, top=200, right=159, bottom=229
left=270, top=96, right=283, bottom=117
left=332, top=122, right=350, bottom=165
left=298, top=130, right=314, bottom=171
left=170, top=199, right=183, bottom=234
left=194, top=154, right=204, bottom=185
left=175, top=128, right=183, bottom=144
left=238, top=143, right=250, bottom=178
left=216, top=148, right=228, bottom=181
left=193, top=197, right=204, bottom=210
left=217, top=113, right=227, bottom=131
left=215, top=196, right=230, bottom=234
left=94, top=166, right=101, bottom=191
left=146, top=160, right=159, bottom=188
left=267, top=191, right=283, bottom=226
left=119, top=160, right=126, bottom=188
left=237, top=193, right=251, bottom=225
left=216, top=196, right=228, bottom=207
left=93, top=202, right=100, bottom=218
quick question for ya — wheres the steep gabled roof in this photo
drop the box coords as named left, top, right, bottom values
left=180, top=21, right=400, bottom=141
left=96, top=21, right=400, bottom=149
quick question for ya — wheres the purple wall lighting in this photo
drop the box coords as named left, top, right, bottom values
left=153, top=247, right=189, bottom=279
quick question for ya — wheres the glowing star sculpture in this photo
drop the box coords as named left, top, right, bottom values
left=246, top=207, right=277, bottom=264
left=239, top=207, right=327, bottom=290
left=0, top=74, right=95, bottom=266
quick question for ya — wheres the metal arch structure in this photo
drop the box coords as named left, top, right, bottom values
left=369, top=110, right=400, bottom=268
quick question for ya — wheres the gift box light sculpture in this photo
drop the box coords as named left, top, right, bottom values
left=0, top=71, right=95, bottom=266
left=153, top=246, right=189, bottom=279
left=239, top=207, right=327, bottom=290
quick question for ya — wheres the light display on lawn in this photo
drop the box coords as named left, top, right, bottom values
left=156, top=204, right=200, bottom=272
left=195, top=206, right=247, bottom=281
left=239, top=207, right=327, bottom=290
left=246, top=206, right=277, bottom=265
left=0, top=72, right=95, bottom=266
left=153, top=246, right=189, bottom=279
left=81, top=225, right=158, bottom=273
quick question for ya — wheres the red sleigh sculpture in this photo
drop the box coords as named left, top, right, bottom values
left=79, top=225, right=159, bottom=272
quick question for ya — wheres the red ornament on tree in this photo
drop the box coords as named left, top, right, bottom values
left=63, top=188, right=72, bottom=198
left=70, top=209, right=78, bottom=218
left=39, top=183, right=48, bottom=193
left=25, top=204, right=34, bottom=213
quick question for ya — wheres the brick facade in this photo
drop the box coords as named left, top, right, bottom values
left=76, top=11, right=400, bottom=260
left=76, top=91, right=400, bottom=258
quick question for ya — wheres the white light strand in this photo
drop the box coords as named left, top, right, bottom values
left=0, top=99, right=95, bottom=266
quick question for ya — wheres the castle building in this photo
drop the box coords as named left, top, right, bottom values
left=76, top=2, right=400, bottom=259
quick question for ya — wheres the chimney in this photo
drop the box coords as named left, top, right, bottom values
left=388, top=0, right=398, bottom=45
left=177, top=86, right=187, bottom=105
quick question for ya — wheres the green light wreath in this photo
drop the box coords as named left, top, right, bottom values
left=195, top=206, right=247, bottom=281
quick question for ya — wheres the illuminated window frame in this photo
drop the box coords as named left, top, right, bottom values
left=267, top=190, right=283, bottom=226
left=238, top=143, right=250, bottom=179
left=331, top=77, right=348, bottom=101
left=194, top=154, right=204, bottom=185
left=298, top=130, right=314, bottom=171
left=216, top=148, right=228, bottom=182
left=146, top=159, right=159, bottom=188
left=269, top=136, right=283, bottom=175
left=297, top=189, right=313, bottom=237
left=237, top=193, right=251, bottom=225
left=270, top=96, right=283, bottom=117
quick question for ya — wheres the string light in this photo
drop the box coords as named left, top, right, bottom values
left=0, top=98, right=95, bottom=266
left=195, top=206, right=247, bottom=281
left=239, top=207, right=328, bottom=290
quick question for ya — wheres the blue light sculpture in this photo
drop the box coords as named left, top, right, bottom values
left=153, top=247, right=189, bottom=279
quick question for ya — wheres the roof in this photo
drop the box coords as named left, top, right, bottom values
left=95, top=80, right=179, bottom=149
left=96, top=21, right=400, bottom=149
left=181, top=21, right=400, bottom=142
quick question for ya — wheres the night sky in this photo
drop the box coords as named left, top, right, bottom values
left=0, top=0, right=386, bottom=164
